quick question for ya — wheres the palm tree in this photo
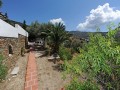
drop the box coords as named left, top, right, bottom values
left=45, top=22, right=70, bottom=54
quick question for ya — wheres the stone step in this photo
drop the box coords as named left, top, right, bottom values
left=11, top=67, right=19, bottom=75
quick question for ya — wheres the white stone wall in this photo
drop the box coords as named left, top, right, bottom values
left=15, top=24, right=28, bottom=37
left=0, top=19, right=28, bottom=38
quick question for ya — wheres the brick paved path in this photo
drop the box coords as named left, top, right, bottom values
left=24, top=52, right=38, bottom=90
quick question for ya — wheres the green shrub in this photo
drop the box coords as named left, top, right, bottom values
left=64, top=37, right=84, bottom=54
left=0, top=55, right=7, bottom=81
left=59, top=46, right=72, bottom=60
left=64, top=24, right=120, bottom=90
left=21, top=47, right=25, bottom=56
left=66, top=80, right=99, bottom=90
left=71, top=40, right=82, bottom=53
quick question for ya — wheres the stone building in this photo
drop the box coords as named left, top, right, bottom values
left=0, top=19, right=28, bottom=68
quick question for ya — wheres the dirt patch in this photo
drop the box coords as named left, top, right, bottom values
left=36, top=52, right=70, bottom=90
left=0, top=53, right=28, bottom=90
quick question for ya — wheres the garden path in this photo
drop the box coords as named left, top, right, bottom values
left=36, top=51, right=70, bottom=90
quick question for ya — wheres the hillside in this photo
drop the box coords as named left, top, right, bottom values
left=69, top=31, right=107, bottom=38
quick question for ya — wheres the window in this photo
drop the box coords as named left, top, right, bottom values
left=8, top=45, right=13, bottom=56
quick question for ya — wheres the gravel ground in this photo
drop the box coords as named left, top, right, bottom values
left=36, top=51, right=70, bottom=90
left=0, top=53, right=28, bottom=90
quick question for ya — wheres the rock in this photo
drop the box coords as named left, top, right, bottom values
left=35, top=53, right=43, bottom=58
left=48, top=54, right=60, bottom=60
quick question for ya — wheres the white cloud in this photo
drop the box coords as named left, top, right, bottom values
left=77, top=3, right=120, bottom=31
left=50, top=18, right=65, bottom=25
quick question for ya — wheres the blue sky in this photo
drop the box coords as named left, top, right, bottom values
left=1, top=0, right=120, bottom=31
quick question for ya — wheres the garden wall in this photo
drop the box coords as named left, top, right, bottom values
left=0, top=19, right=28, bottom=69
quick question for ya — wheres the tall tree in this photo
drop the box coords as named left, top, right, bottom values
left=5, top=13, right=8, bottom=18
left=22, top=20, right=27, bottom=30
left=0, top=0, right=2, bottom=8
left=26, top=21, right=41, bottom=41
left=65, top=26, right=120, bottom=90
left=44, top=22, right=70, bottom=54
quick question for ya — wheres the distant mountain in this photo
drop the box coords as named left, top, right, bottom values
left=69, top=31, right=107, bottom=39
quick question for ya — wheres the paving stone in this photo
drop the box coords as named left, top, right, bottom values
left=24, top=52, right=38, bottom=90
left=11, top=67, right=19, bottom=75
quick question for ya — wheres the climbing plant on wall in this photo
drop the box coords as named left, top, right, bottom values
left=0, top=55, right=7, bottom=82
